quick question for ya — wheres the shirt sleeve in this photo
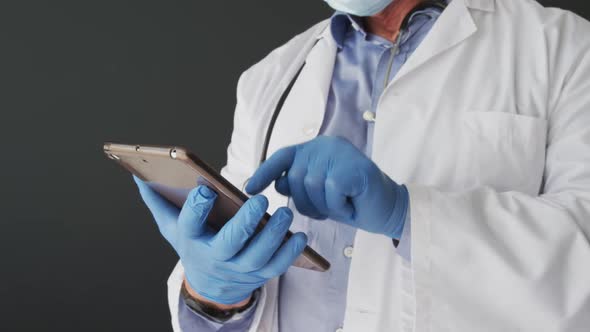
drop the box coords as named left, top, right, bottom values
left=177, top=295, right=258, bottom=332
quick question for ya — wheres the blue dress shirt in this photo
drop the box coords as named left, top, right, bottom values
left=179, top=7, right=444, bottom=331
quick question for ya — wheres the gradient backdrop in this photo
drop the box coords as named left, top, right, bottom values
left=1, top=1, right=589, bottom=331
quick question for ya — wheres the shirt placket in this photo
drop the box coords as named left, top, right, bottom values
left=366, top=36, right=404, bottom=157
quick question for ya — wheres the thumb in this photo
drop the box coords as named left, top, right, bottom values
left=177, top=185, right=217, bottom=239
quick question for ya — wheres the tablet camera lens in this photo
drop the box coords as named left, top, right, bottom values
left=170, top=149, right=178, bottom=159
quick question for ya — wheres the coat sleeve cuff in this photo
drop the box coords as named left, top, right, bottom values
left=178, top=293, right=258, bottom=331
left=167, top=261, right=278, bottom=332
left=395, top=204, right=412, bottom=262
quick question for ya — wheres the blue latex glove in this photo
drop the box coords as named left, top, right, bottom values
left=134, top=177, right=308, bottom=305
left=245, top=136, right=409, bottom=240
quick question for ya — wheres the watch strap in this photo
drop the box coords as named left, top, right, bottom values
left=181, top=282, right=259, bottom=324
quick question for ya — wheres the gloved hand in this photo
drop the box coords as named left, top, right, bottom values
left=245, top=136, right=409, bottom=239
left=134, top=177, right=307, bottom=305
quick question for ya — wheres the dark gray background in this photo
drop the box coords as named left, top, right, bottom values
left=0, top=1, right=588, bottom=331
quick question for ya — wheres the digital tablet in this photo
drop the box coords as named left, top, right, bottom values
left=104, top=142, right=330, bottom=272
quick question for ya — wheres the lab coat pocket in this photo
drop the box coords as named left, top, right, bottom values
left=462, top=111, right=548, bottom=194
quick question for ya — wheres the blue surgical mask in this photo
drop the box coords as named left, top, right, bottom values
left=324, top=0, right=394, bottom=17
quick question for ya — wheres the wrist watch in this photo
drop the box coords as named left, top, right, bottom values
left=180, top=282, right=260, bottom=324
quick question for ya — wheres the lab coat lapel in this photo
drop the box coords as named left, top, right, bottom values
left=345, top=2, right=495, bottom=330
left=390, top=0, right=480, bottom=85
left=263, top=27, right=337, bottom=214
left=265, top=31, right=337, bottom=159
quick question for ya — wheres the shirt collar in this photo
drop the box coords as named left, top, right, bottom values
left=328, top=1, right=448, bottom=49
left=329, top=12, right=365, bottom=49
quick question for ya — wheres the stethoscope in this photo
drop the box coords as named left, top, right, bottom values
left=258, top=0, right=448, bottom=165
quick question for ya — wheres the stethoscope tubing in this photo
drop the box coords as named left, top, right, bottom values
left=258, top=0, right=448, bottom=165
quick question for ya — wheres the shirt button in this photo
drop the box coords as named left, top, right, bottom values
left=343, top=246, right=354, bottom=258
left=362, top=110, right=376, bottom=122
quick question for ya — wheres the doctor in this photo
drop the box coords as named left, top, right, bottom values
left=135, top=0, right=590, bottom=331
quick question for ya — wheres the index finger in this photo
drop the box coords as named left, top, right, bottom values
left=245, top=146, right=297, bottom=195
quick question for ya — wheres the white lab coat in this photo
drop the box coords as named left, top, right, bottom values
left=167, top=0, right=590, bottom=330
